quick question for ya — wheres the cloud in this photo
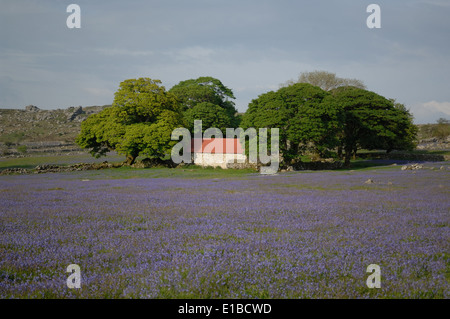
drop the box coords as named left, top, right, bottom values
left=168, top=46, right=215, bottom=62
left=139, top=45, right=313, bottom=112
left=234, top=84, right=279, bottom=94
left=92, top=48, right=154, bottom=57
left=83, top=87, right=114, bottom=98
left=1, top=0, right=449, bottom=124
left=423, top=101, right=450, bottom=115
left=419, top=1, right=450, bottom=8
left=409, top=101, right=450, bottom=124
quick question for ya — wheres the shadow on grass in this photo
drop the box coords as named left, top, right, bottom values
left=0, top=153, right=125, bottom=172
left=336, top=159, right=407, bottom=171
left=408, top=150, right=450, bottom=155
left=0, top=164, right=35, bottom=171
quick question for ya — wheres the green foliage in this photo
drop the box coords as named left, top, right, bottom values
left=76, top=107, right=124, bottom=159
left=169, top=76, right=239, bottom=129
left=17, top=145, right=27, bottom=154
left=184, top=102, right=232, bottom=133
left=386, top=102, right=418, bottom=151
left=169, top=76, right=235, bottom=110
left=0, top=132, right=26, bottom=144
left=242, top=83, right=340, bottom=162
left=76, top=78, right=183, bottom=164
left=0, top=145, right=11, bottom=156
left=435, top=124, right=450, bottom=139
left=234, top=113, right=243, bottom=127
left=418, top=122, right=450, bottom=140
left=243, top=82, right=418, bottom=167
left=279, top=83, right=341, bottom=157
left=113, top=78, right=180, bottom=124
left=326, top=87, right=418, bottom=165
left=432, top=118, right=450, bottom=139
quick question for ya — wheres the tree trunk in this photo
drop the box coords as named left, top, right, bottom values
left=344, top=155, right=351, bottom=168
left=337, top=146, right=343, bottom=160
left=126, top=154, right=136, bottom=165
left=344, top=146, right=352, bottom=168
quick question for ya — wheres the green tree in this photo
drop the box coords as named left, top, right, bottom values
left=184, top=102, right=232, bottom=133
left=326, top=87, right=417, bottom=166
left=435, top=117, right=450, bottom=139
left=169, top=76, right=239, bottom=129
left=76, top=78, right=183, bottom=165
left=382, top=101, right=418, bottom=152
left=282, top=70, right=366, bottom=91
left=242, top=83, right=340, bottom=163
left=76, top=106, right=125, bottom=159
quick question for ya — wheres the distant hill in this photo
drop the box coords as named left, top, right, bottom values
left=415, top=123, right=450, bottom=151
left=0, top=105, right=110, bottom=144
left=0, top=105, right=110, bottom=156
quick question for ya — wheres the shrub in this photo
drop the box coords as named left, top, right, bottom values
left=435, top=124, right=450, bottom=139
left=0, top=145, right=11, bottom=156
left=17, top=145, right=27, bottom=154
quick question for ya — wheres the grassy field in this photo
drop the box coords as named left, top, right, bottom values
left=2, top=149, right=444, bottom=171
left=0, top=153, right=124, bottom=170
left=0, top=155, right=449, bottom=299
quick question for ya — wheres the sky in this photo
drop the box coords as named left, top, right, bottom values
left=0, top=0, right=449, bottom=124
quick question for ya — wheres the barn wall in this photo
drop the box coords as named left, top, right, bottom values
left=193, top=153, right=247, bottom=169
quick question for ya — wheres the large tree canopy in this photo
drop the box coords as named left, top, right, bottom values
left=242, top=83, right=340, bottom=162
left=76, top=78, right=183, bottom=165
left=243, top=82, right=417, bottom=167
left=169, top=76, right=239, bottom=130
left=373, top=100, right=418, bottom=153
left=325, top=86, right=417, bottom=166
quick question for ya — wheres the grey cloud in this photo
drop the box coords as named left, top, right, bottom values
left=0, top=0, right=449, bottom=123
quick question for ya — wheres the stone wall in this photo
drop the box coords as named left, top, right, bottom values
left=360, top=152, right=449, bottom=162
left=0, top=162, right=121, bottom=175
left=416, top=136, right=450, bottom=151
left=0, top=141, right=84, bottom=157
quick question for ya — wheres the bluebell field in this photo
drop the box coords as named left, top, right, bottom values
left=0, top=163, right=449, bottom=298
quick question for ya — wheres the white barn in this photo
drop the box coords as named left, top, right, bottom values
left=191, top=138, right=246, bottom=169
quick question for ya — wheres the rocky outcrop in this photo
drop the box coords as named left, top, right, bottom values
left=0, top=105, right=110, bottom=155
left=226, top=162, right=259, bottom=170
left=401, top=163, right=424, bottom=170
left=416, top=136, right=450, bottom=151
left=24, top=104, right=85, bottom=122
left=0, top=168, right=30, bottom=175
left=66, top=106, right=84, bottom=122
left=25, top=105, right=41, bottom=112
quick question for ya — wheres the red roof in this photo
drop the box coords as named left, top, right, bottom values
left=191, top=138, right=244, bottom=154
